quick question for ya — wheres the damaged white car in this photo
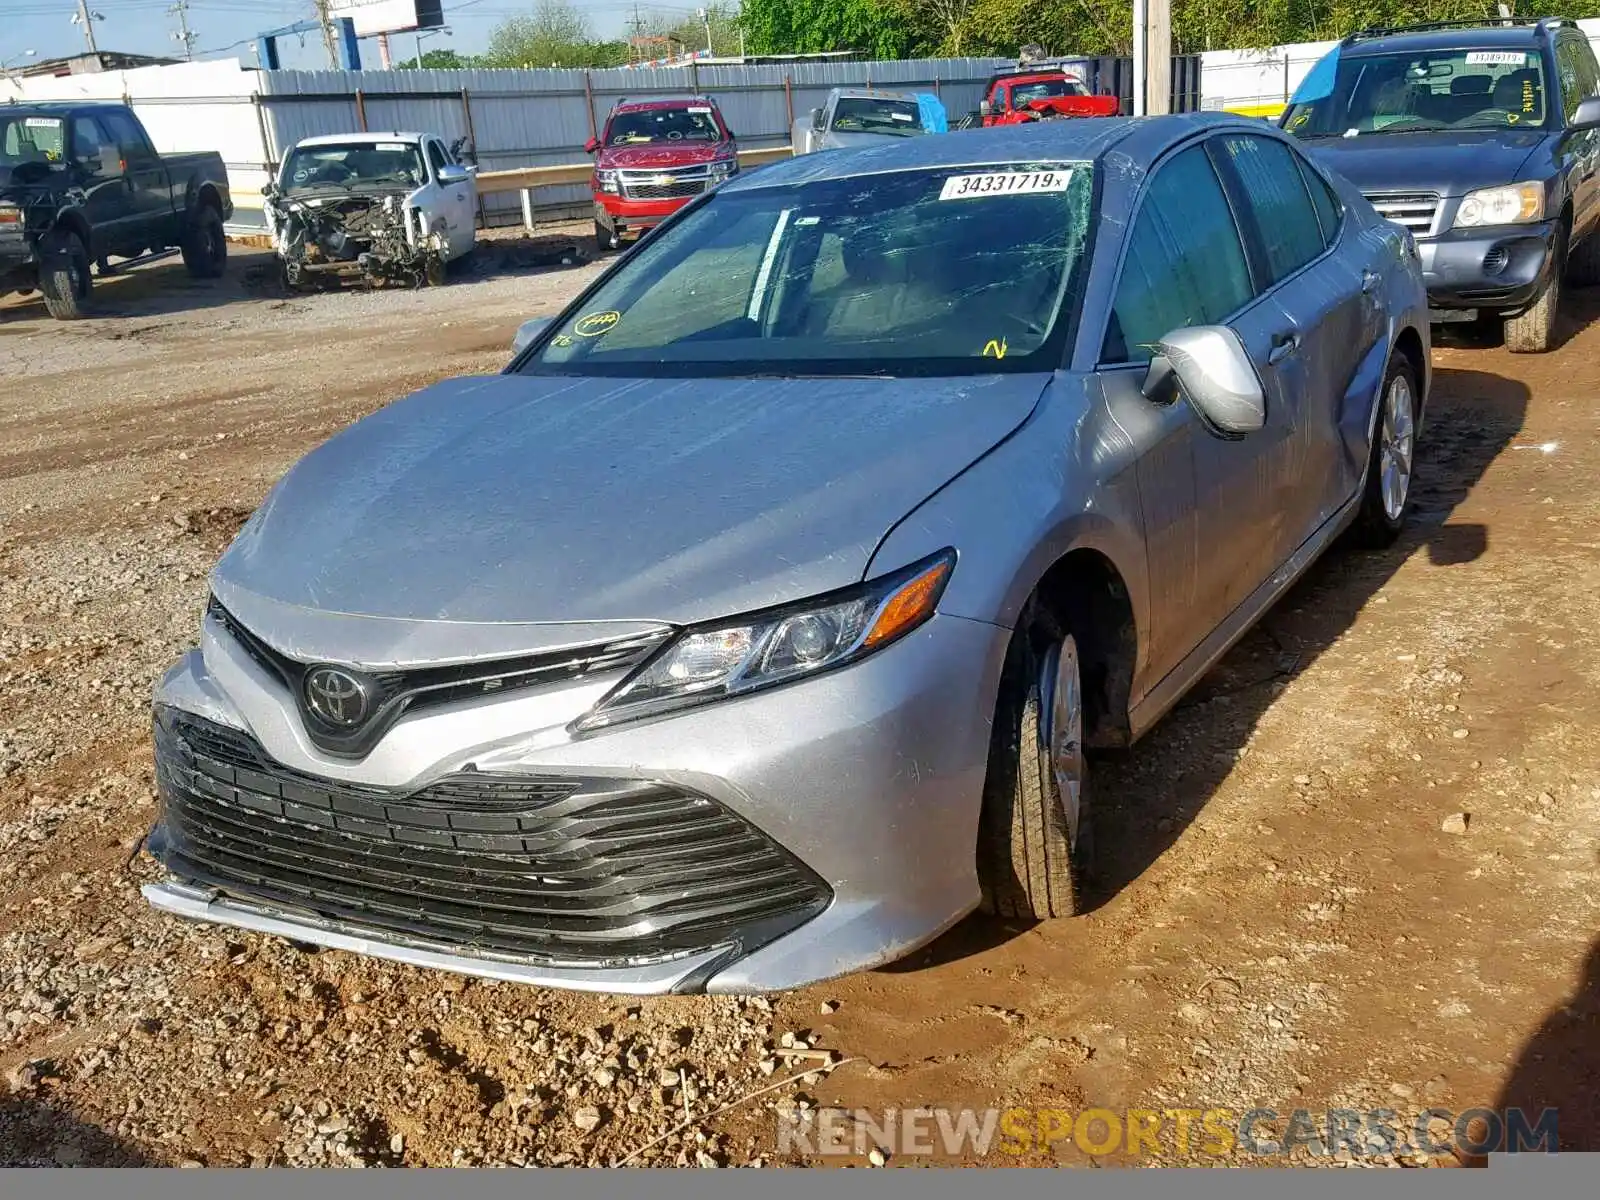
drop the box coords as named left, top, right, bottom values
left=263, top=132, right=478, bottom=289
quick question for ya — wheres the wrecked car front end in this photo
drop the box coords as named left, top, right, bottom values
left=264, top=187, right=447, bottom=290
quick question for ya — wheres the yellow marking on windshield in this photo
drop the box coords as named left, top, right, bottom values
left=983, top=337, right=1009, bottom=359
left=573, top=310, right=621, bottom=338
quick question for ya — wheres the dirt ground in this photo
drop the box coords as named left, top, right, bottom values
left=1, top=234, right=1596, bottom=1168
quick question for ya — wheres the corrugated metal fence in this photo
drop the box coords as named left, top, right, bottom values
left=257, top=58, right=1013, bottom=225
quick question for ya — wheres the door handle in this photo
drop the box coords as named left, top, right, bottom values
left=1361, top=268, right=1381, bottom=294
left=1267, top=331, right=1300, bottom=365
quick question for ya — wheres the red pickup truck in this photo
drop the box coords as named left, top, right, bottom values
left=978, top=68, right=1121, bottom=126
left=584, top=96, right=739, bottom=253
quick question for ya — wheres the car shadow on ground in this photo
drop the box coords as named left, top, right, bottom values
left=885, top=365, right=1529, bottom=974
left=1491, top=936, right=1600, bottom=1152
left=0, top=1095, right=148, bottom=1166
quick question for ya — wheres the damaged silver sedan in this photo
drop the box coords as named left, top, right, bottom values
left=263, top=132, right=478, bottom=289
left=145, top=115, right=1428, bottom=994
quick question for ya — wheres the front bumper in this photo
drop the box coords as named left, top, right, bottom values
left=1418, top=220, right=1558, bottom=313
left=144, top=610, right=1009, bottom=993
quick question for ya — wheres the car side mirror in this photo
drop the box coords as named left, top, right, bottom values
left=437, top=163, right=471, bottom=185
left=584, top=137, right=600, bottom=154
left=1141, top=326, right=1266, bottom=437
left=1572, top=96, right=1600, bottom=131
left=979, top=99, right=992, bottom=117
left=511, top=316, right=553, bottom=354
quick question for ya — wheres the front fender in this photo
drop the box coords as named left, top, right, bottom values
left=864, top=372, right=1149, bottom=653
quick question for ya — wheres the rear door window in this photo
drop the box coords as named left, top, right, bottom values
left=1215, top=134, right=1327, bottom=283
left=1103, top=143, right=1254, bottom=365
left=1297, top=157, right=1342, bottom=245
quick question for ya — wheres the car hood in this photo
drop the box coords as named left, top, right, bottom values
left=596, top=143, right=732, bottom=169
left=213, top=371, right=1046, bottom=638
left=817, top=129, right=922, bottom=151
left=1297, top=128, right=1547, bottom=197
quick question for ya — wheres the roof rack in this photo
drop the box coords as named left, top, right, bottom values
left=1343, top=15, right=1565, bottom=45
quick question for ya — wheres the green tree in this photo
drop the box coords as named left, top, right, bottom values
left=483, top=2, right=628, bottom=68
left=741, top=0, right=918, bottom=57
left=393, top=48, right=480, bottom=69
left=643, top=3, right=744, bottom=57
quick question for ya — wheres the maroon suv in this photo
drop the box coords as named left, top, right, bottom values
left=585, top=96, right=739, bottom=252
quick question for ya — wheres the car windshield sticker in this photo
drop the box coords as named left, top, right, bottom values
left=1465, top=51, right=1529, bottom=66
left=982, top=337, right=1009, bottom=359
left=890, top=111, right=915, bottom=121
left=688, top=106, right=712, bottom=114
left=573, top=310, right=621, bottom=337
left=24, top=117, right=58, bottom=128
left=377, top=142, right=407, bottom=151
left=940, top=169, right=1072, bottom=200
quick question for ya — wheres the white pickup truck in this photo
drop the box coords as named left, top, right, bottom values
left=262, top=131, right=478, bottom=289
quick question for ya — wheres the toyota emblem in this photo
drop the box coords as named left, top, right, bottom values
left=303, top=666, right=371, bottom=728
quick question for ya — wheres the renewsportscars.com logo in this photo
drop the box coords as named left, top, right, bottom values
left=776, top=1105, right=1559, bottom=1160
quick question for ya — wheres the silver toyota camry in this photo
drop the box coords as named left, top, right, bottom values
left=145, top=114, right=1429, bottom=994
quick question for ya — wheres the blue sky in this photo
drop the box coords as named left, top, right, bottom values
left=2, top=0, right=690, bottom=71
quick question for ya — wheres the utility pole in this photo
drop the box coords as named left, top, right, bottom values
left=312, top=0, right=339, bottom=69
left=1132, top=0, right=1170, bottom=115
left=73, top=0, right=101, bottom=54
left=628, top=4, right=645, bottom=64
left=169, top=0, right=197, bottom=61
left=698, top=7, right=713, bottom=55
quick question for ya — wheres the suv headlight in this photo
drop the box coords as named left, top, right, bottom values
left=572, top=550, right=954, bottom=732
left=596, top=169, right=620, bottom=194
left=706, top=158, right=738, bottom=182
left=1453, top=182, right=1544, bottom=229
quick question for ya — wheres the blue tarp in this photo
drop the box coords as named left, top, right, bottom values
left=916, top=93, right=949, bottom=133
left=1290, top=46, right=1341, bottom=106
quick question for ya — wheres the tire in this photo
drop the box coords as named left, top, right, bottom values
left=1505, top=235, right=1564, bottom=353
left=424, top=256, right=447, bottom=288
left=1566, top=229, right=1600, bottom=287
left=1352, top=355, right=1418, bottom=547
left=38, top=229, right=91, bottom=320
left=978, top=626, right=1091, bottom=920
left=594, top=219, right=620, bottom=254
left=181, top=204, right=227, bottom=279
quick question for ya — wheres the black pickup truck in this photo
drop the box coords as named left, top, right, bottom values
left=0, top=102, right=232, bottom=319
left=1282, top=17, right=1600, bottom=352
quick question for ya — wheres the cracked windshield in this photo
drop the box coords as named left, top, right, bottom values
left=280, top=141, right=427, bottom=192
left=524, top=164, right=1093, bottom=376
left=607, top=106, right=722, bottom=144
left=1284, top=48, right=1549, bottom=136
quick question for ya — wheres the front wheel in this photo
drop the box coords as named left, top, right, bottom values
left=1352, top=356, right=1418, bottom=546
left=594, top=219, right=620, bottom=254
left=1505, top=244, right=1563, bottom=353
left=978, top=628, right=1091, bottom=920
left=38, top=230, right=91, bottom=320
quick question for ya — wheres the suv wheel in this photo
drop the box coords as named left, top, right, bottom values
left=1506, top=231, right=1566, bottom=353
left=978, top=626, right=1091, bottom=920
left=594, top=219, right=620, bottom=254
left=181, top=204, right=227, bottom=279
left=1353, top=356, right=1418, bottom=546
left=39, top=229, right=92, bottom=320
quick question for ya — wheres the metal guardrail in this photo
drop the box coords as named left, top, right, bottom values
left=474, top=145, right=795, bottom=229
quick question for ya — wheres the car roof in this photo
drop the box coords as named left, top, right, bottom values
left=294, top=132, right=429, bottom=147
left=831, top=87, right=918, bottom=101
left=720, top=112, right=1248, bottom=191
left=1343, top=25, right=1549, bottom=58
left=613, top=98, right=718, bottom=112
left=0, top=101, right=123, bottom=113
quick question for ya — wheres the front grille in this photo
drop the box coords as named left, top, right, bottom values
left=619, top=169, right=711, bottom=201
left=152, top=711, right=831, bottom=967
left=207, top=597, right=667, bottom=759
left=1363, top=191, right=1440, bottom=235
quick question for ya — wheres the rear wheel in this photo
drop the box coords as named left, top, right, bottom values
left=38, top=229, right=91, bottom=320
left=1353, top=356, right=1418, bottom=546
left=978, top=626, right=1091, bottom=920
left=181, top=204, right=227, bottom=279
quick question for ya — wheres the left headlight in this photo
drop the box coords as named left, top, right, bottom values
left=1452, top=182, right=1544, bottom=229
left=572, top=550, right=955, bottom=733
